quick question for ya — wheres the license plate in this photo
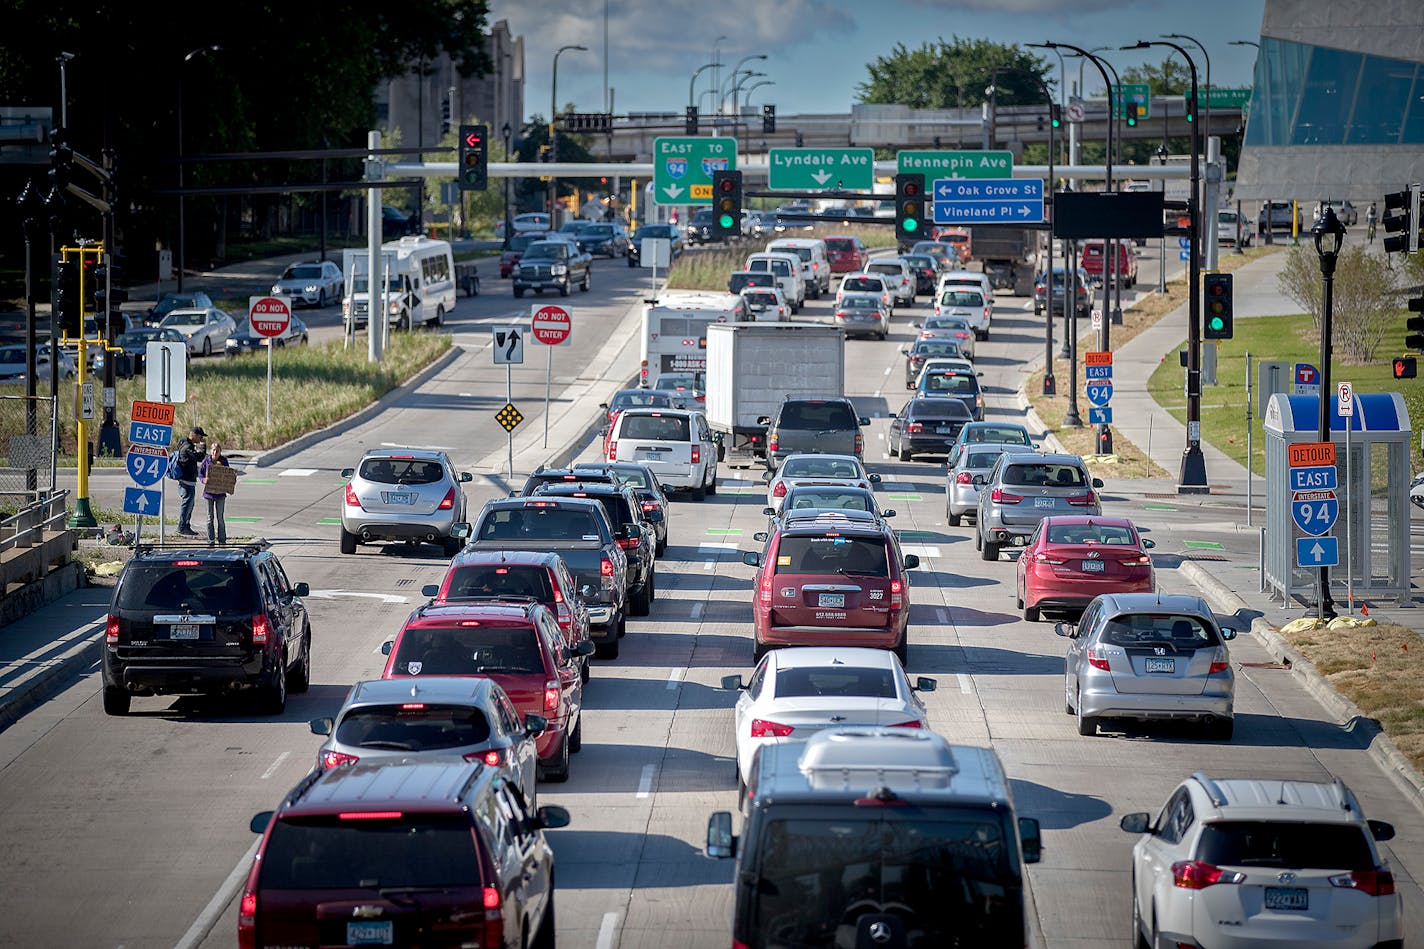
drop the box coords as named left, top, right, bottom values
left=347, top=920, right=394, bottom=945
left=1264, top=887, right=1309, bottom=911
left=1144, top=658, right=1175, bottom=673
left=1034, top=497, right=1055, bottom=509
left=168, top=624, right=200, bottom=640
left=381, top=492, right=413, bottom=504
left=1081, top=560, right=1105, bottom=573
left=818, top=593, right=846, bottom=608
left=636, top=451, right=663, bottom=462
left=937, top=425, right=954, bottom=434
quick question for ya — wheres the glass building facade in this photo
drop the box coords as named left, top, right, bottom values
left=1246, top=36, right=1424, bottom=147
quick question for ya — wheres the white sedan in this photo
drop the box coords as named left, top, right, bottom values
left=158, top=307, right=237, bottom=357
left=763, top=452, right=880, bottom=513
left=721, top=646, right=936, bottom=789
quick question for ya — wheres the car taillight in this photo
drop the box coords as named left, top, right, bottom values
left=344, top=483, right=362, bottom=507
left=600, top=557, right=614, bottom=581
left=890, top=579, right=903, bottom=609
left=543, top=679, right=560, bottom=711
left=1329, top=869, right=1395, bottom=896
left=237, top=889, right=257, bottom=949
left=1120, top=553, right=1153, bottom=565
left=482, top=884, right=504, bottom=948
left=975, top=395, right=983, bottom=408
left=854, top=432, right=864, bottom=454
left=1171, top=860, right=1245, bottom=889
left=906, top=423, right=923, bottom=433
left=466, top=748, right=505, bottom=767
left=438, top=486, right=456, bottom=510
left=106, top=614, right=120, bottom=644
left=321, top=750, right=360, bottom=769
left=750, top=719, right=795, bottom=738
left=772, top=481, right=787, bottom=498
left=641, top=501, right=657, bottom=513
left=251, top=613, right=270, bottom=644
left=607, top=439, right=617, bottom=460
left=759, top=573, right=773, bottom=606
left=617, top=537, right=640, bottom=550
left=991, top=488, right=1023, bottom=504
left=1086, top=646, right=1111, bottom=671
left=1033, top=552, right=1066, bottom=564
left=1208, top=647, right=1230, bottom=675
left=690, top=444, right=700, bottom=465
left=889, top=719, right=923, bottom=728
left=1066, top=491, right=1097, bottom=506
left=955, top=471, right=972, bottom=485
left=768, top=433, right=779, bottom=452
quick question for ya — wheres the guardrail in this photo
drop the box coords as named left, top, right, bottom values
left=0, top=491, right=68, bottom=554
left=0, top=491, right=76, bottom=605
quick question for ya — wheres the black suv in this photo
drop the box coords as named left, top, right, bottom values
left=573, top=461, right=671, bottom=557
left=760, top=397, right=870, bottom=471
left=532, top=482, right=656, bottom=616
left=242, top=758, right=570, bottom=949
left=516, top=466, right=616, bottom=497
left=102, top=541, right=312, bottom=716
left=685, top=207, right=718, bottom=245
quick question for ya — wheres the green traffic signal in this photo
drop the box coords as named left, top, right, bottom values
left=718, top=213, right=735, bottom=230
left=903, top=217, right=919, bottom=233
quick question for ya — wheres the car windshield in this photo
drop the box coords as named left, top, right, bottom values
left=1098, top=613, right=1218, bottom=649
left=619, top=414, right=690, bottom=440
left=259, top=813, right=481, bottom=890
left=392, top=625, right=544, bottom=676
left=1195, top=822, right=1375, bottom=871
left=782, top=457, right=863, bottom=480
left=654, top=374, right=698, bottom=391
left=612, top=391, right=673, bottom=410
left=476, top=506, right=601, bottom=542
left=524, top=242, right=568, bottom=259
left=778, top=402, right=856, bottom=429
left=584, top=225, right=613, bottom=238
left=0, top=348, right=27, bottom=365
left=334, top=703, right=492, bottom=751
left=639, top=225, right=674, bottom=239
left=922, top=373, right=978, bottom=395
left=283, top=265, right=323, bottom=280
left=774, top=535, right=888, bottom=576
left=444, top=565, right=554, bottom=600
left=786, top=489, right=873, bottom=513
left=1046, top=522, right=1135, bottom=545
left=774, top=666, right=897, bottom=698
left=160, top=311, right=205, bottom=328
left=926, top=318, right=969, bottom=331
left=510, top=233, right=543, bottom=252
left=1004, top=463, right=1085, bottom=487
left=358, top=458, right=444, bottom=485
left=116, top=332, right=154, bottom=347
left=963, top=426, right=1030, bottom=445
left=152, top=297, right=199, bottom=318
left=116, top=563, right=259, bottom=613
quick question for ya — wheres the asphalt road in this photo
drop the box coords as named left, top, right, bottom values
left=4, top=242, right=1422, bottom=949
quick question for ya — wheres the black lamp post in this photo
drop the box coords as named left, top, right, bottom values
left=501, top=122, right=513, bottom=249
left=1310, top=206, right=1345, bottom=620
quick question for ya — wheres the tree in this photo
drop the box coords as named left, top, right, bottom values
left=857, top=37, right=1053, bottom=109
left=1118, top=59, right=1191, bottom=96
left=1277, top=245, right=1403, bottom=362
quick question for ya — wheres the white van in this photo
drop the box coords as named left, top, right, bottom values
left=743, top=252, right=805, bottom=312
left=342, top=236, right=457, bottom=331
left=765, top=238, right=831, bottom=298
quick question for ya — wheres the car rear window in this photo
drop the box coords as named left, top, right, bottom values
left=841, top=297, right=880, bottom=311
left=1004, top=463, right=1085, bottom=487
left=774, top=666, right=897, bottom=698
left=785, top=489, right=873, bottom=512
left=825, top=238, right=855, bottom=252
left=868, top=263, right=900, bottom=275
left=1195, top=822, right=1375, bottom=871
left=444, top=565, right=555, bottom=600
left=1098, top=614, right=1218, bottom=649
left=393, top=625, right=545, bottom=676
left=962, top=426, right=1030, bottom=445
left=259, top=813, right=481, bottom=889
left=911, top=399, right=972, bottom=419
left=545, top=491, right=633, bottom=530
left=776, top=246, right=813, bottom=262
left=913, top=341, right=963, bottom=357
left=1046, top=523, right=1135, bottom=545
left=359, top=458, right=444, bottom=485
left=843, top=277, right=882, bottom=292
left=965, top=449, right=1007, bottom=469
left=619, top=413, right=690, bottom=441
left=611, top=391, right=673, bottom=410
left=777, top=401, right=857, bottom=429
left=477, top=506, right=601, bottom=542
left=922, top=373, right=979, bottom=396
left=524, top=242, right=567, bottom=259
left=116, top=563, right=258, bottom=612
left=774, top=535, right=888, bottom=577
left=939, top=290, right=984, bottom=307
left=334, top=703, right=492, bottom=750
left=782, top=457, right=863, bottom=479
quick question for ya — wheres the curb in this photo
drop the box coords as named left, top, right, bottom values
left=0, top=623, right=102, bottom=733
left=1178, top=559, right=1424, bottom=813
left=245, top=343, right=464, bottom=469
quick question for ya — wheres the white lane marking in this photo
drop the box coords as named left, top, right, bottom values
left=260, top=751, right=291, bottom=780
left=667, top=668, right=685, bottom=689
left=877, top=432, right=885, bottom=440
left=691, top=602, right=705, bottom=620
left=958, top=674, right=972, bottom=694
left=899, top=545, right=942, bottom=559
left=595, top=912, right=620, bottom=949
left=881, top=453, right=890, bottom=460
left=936, top=608, right=949, bottom=625
left=636, top=764, right=656, bottom=798
left=172, top=839, right=261, bottom=949
left=306, top=590, right=409, bottom=604
left=278, top=468, right=317, bottom=477
left=460, top=392, right=474, bottom=397
left=704, top=560, right=714, bottom=571
left=883, top=366, right=893, bottom=375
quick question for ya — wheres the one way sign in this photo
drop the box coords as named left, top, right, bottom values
left=492, top=325, right=524, bottom=365
left=123, top=486, right=162, bottom=517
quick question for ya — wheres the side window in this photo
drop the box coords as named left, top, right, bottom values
left=268, top=559, right=293, bottom=597
left=1077, top=601, right=1103, bottom=636
left=1154, top=788, right=1191, bottom=844
left=256, top=563, right=280, bottom=607
left=499, top=694, right=522, bottom=735
left=747, top=659, right=768, bottom=699
left=496, top=785, right=531, bottom=841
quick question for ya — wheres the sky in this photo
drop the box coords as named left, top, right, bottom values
left=487, top=0, right=1267, bottom=122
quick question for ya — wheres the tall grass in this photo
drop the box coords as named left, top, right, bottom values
left=666, top=224, right=899, bottom=291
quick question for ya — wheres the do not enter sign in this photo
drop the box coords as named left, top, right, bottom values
left=530, top=305, right=572, bottom=346
left=249, top=295, right=292, bottom=338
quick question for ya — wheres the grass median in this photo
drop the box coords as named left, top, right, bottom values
left=666, top=224, right=899, bottom=292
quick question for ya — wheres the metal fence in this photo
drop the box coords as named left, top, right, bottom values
left=0, top=490, right=68, bottom=555
left=0, top=394, right=57, bottom=500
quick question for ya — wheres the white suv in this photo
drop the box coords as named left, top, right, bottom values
left=606, top=408, right=718, bottom=500
left=1121, top=773, right=1403, bottom=949
left=866, top=258, right=915, bottom=306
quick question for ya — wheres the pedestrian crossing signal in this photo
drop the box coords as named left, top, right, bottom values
left=1393, top=356, right=1417, bottom=379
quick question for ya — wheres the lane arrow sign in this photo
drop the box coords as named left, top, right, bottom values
left=811, top=170, right=832, bottom=185
left=662, top=185, right=684, bottom=200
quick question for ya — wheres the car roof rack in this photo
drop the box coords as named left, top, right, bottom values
left=1189, top=771, right=1228, bottom=807
left=134, top=538, right=271, bottom=555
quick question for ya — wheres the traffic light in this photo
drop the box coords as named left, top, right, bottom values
left=91, top=260, right=129, bottom=323
left=1203, top=272, right=1234, bottom=340
left=441, top=95, right=452, bottom=136
left=1183, top=93, right=1195, bottom=124
left=52, top=255, right=80, bottom=338
left=712, top=170, right=742, bottom=241
left=1050, top=104, right=1062, bottom=130
left=1125, top=103, right=1139, bottom=127
left=1394, top=356, right=1418, bottom=379
left=895, top=173, right=925, bottom=243
left=457, top=124, right=488, bottom=192
left=762, top=104, right=776, bottom=134
left=1382, top=185, right=1422, bottom=254
left=1406, top=300, right=1424, bottom=350
left=684, top=105, right=698, bottom=135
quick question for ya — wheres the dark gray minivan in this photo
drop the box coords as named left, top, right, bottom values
left=706, top=727, right=1042, bottom=949
left=759, top=397, right=870, bottom=471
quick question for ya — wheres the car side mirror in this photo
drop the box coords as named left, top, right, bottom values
left=868, top=473, right=882, bottom=483
left=451, top=523, right=471, bottom=539
left=756, top=415, right=771, bottom=426
left=599, top=402, right=609, bottom=410
left=573, top=640, right=595, bottom=657
left=1119, top=812, right=1152, bottom=835
left=460, top=472, right=473, bottom=482
left=309, top=717, right=333, bottom=736
left=535, top=804, right=571, bottom=830
left=888, top=412, right=898, bottom=419
left=976, top=371, right=984, bottom=377
left=1092, top=478, right=1104, bottom=488
left=598, top=428, right=608, bottom=438
left=972, top=475, right=987, bottom=486
left=1142, top=538, right=1156, bottom=549
left=580, top=584, right=596, bottom=598
left=903, top=554, right=920, bottom=570
left=380, top=640, right=393, bottom=655
left=706, top=811, right=737, bottom=859
left=914, top=676, right=937, bottom=693
left=721, top=674, right=746, bottom=691
left=898, top=348, right=909, bottom=356
left=911, top=322, right=921, bottom=328
left=761, top=506, right=776, bottom=517
left=1018, top=817, right=1043, bottom=863
left=1220, top=627, right=1238, bottom=641
left=742, top=551, right=762, bottom=567
left=761, top=469, right=773, bottom=482
left=524, top=713, right=549, bottom=737
left=753, top=531, right=768, bottom=543
left=340, top=468, right=354, bottom=478
left=858, top=417, right=871, bottom=426
left=249, top=811, right=274, bottom=834
left=293, top=582, right=310, bottom=597
left=1054, top=622, right=1078, bottom=639
left=422, top=584, right=440, bottom=598
left=1369, top=819, right=1396, bottom=842
left=882, top=509, right=896, bottom=518
left=623, top=523, right=642, bottom=539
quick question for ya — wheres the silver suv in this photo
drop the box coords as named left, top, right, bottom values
left=339, top=448, right=472, bottom=556
left=974, top=451, right=1102, bottom=560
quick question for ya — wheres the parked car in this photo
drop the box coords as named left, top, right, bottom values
left=945, top=442, right=1016, bottom=527
left=975, top=451, right=1103, bottom=560
left=823, top=234, right=868, bottom=273
left=144, top=291, right=213, bottom=327
left=573, top=460, right=673, bottom=557
left=605, top=407, right=719, bottom=499
left=1034, top=266, right=1092, bottom=318
left=224, top=316, right=308, bottom=355
left=270, top=260, right=342, bottom=308
left=760, top=397, right=869, bottom=471
left=1258, top=200, right=1304, bottom=233
left=338, top=448, right=473, bottom=556
left=1016, top=515, right=1155, bottom=622
left=513, top=239, right=593, bottom=298
left=832, top=293, right=890, bottom=339
left=1119, top=773, right=1402, bottom=949
left=1217, top=208, right=1252, bottom=247
left=0, top=342, right=78, bottom=383
left=1057, top=592, right=1237, bottom=738
left=158, top=306, right=237, bottom=356
left=577, top=222, right=630, bottom=258
left=915, top=367, right=985, bottom=421
left=888, top=396, right=975, bottom=461
left=764, top=453, right=880, bottom=514
left=241, top=758, right=568, bottom=949
left=500, top=230, right=552, bottom=278
left=628, top=222, right=685, bottom=267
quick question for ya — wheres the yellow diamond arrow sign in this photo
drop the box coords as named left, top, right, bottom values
left=495, top=403, right=524, bottom=432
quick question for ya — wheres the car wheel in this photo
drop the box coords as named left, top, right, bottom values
left=257, top=655, right=287, bottom=716
left=894, top=636, right=908, bottom=666
left=981, top=538, right=999, bottom=561
left=532, top=887, right=556, bottom=949
left=559, top=282, right=570, bottom=297
left=102, top=685, right=131, bottom=716
left=628, top=255, right=636, bottom=268
left=289, top=631, right=312, bottom=693
left=513, top=286, right=524, bottom=298
left=317, top=290, right=327, bottom=308
left=631, top=581, right=651, bottom=617
left=691, top=482, right=706, bottom=502
left=581, top=270, right=591, bottom=292
left=568, top=714, right=583, bottom=753
left=948, top=512, right=962, bottom=527
left=1076, top=690, right=1098, bottom=737
left=1024, top=603, right=1041, bottom=623
left=541, top=731, right=571, bottom=783
left=580, top=656, right=591, bottom=684
left=648, top=567, right=657, bottom=601
left=594, top=636, right=620, bottom=660
left=753, top=640, right=770, bottom=664
left=615, top=611, right=627, bottom=638
left=340, top=528, right=358, bottom=555
left=202, top=337, right=211, bottom=357
left=706, top=467, right=718, bottom=495
left=898, top=442, right=912, bottom=462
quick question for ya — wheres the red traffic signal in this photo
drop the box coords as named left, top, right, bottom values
left=1393, top=355, right=1418, bottom=379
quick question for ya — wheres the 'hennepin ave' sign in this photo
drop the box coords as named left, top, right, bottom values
left=897, top=150, right=1013, bottom=178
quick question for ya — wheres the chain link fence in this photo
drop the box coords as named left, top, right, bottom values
left=0, top=394, right=57, bottom=500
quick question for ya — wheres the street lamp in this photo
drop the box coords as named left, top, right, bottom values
left=1127, top=38, right=1206, bottom=491
left=1229, top=41, right=1259, bottom=255
left=501, top=122, right=513, bottom=248
left=722, top=54, right=768, bottom=113
left=744, top=79, right=775, bottom=105
left=1310, top=206, right=1346, bottom=619
left=688, top=62, right=721, bottom=113
left=1165, top=34, right=1212, bottom=145
left=549, top=44, right=587, bottom=216
left=177, top=44, right=221, bottom=293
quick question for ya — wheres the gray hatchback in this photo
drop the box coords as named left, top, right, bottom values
left=974, top=451, right=1103, bottom=560
left=945, top=442, right=1015, bottom=527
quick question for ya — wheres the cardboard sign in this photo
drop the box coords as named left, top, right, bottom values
left=204, top=464, right=238, bottom=496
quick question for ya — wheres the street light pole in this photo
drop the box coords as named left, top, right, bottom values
left=721, top=54, right=768, bottom=114
left=688, top=62, right=721, bottom=114
left=549, top=44, right=587, bottom=219
left=1310, top=207, right=1345, bottom=620
left=501, top=122, right=513, bottom=248
left=177, top=44, right=220, bottom=294
left=731, top=70, right=766, bottom=144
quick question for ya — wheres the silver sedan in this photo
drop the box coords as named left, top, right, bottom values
left=158, top=307, right=237, bottom=357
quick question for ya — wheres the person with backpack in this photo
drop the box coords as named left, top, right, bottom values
left=171, top=426, right=206, bottom=536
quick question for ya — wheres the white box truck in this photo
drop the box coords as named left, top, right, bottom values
left=705, top=322, right=845, bottom=467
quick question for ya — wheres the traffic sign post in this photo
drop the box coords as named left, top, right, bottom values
left=250, top=295, right=293, bottom=426
left=1338, top=381, right=1354, bottom=612
left=768, top=148, right=873, bottom=190
left=896, top=150, right=1012, bottom=178
left=653, top=137, right=737, bottom=205
left=931, top=178, right=1043, bottom=225
left=1287, top=441, right=1340, bottom=583
left=531, top=305, right=572, bottom=449
left=130, top=399, right=177, bottom=544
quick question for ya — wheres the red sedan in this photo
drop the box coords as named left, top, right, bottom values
left=1016, top=515, right=1155, bottom=622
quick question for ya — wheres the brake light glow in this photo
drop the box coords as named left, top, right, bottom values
left=889, top=719, right=923, bottom=728
left=172, top=560, right=201, bottom=566
left=525, top=500, right=557, bottom=508
left=642, top=501, right=657, bottom=512
left=400, top=703, right=425, bottom=709
left=890, top=578, right=903, bottom=609
left=600, top=557, right=614, bottom=579
left=854, top=432, right=864, bottom=454
left=772, top=481, right=787, bottom=498
left=1329, top=869, right=1395, bottom=896
left=1086, top=646, right=1111, bottom=671
left=991, top=488, right=1023, bottom=504
left=1033, top=552, right=1066, bottom=564
left=1208, top=647, right=1231, bottom=675
left=458, top=620, right=482, bottom=627
left=750, top=719, right=795, bottom=738
left=552, top=585, right=564, bottom=603
left=956, top=471, right=972, bottom=485
left=768, top=433, right=779, bottom=452
left=617, top=537, right=640, bottom=550
left=483, top=886, right=501, bottom=909
left=467, top=748, right=506, bottom=767
left=251, top=613, right=270, bottom=644
left=1120, top=554, right=1153, bottom=565
left=338, top=811, right=404, bottom=820
left=759, top=573, right=772, bottom=606
left=906, top=423, right=923, bottom=433
left=1171, top=860, right=1246, bottom=889
left=321, top=750, right=360, bottom=769
left=691, top=445, right=700, bottom=465
left=1066, top=491, right=1097, bottom=506
left=345, top=484, right=361, bottom=507
left=237, top=891, right=257, bottom=949
left=106, top=614, right=120, bottom=644
left=438, top=486, right=456, bottom=510
left=607, top=439, right=617, bottom=460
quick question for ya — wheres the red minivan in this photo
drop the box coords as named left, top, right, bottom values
left=742, top=511, right=920, bottom=664
left=381, top=600, right=591, bottom=782
left=1080, top=240, right=1138, bottom=287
